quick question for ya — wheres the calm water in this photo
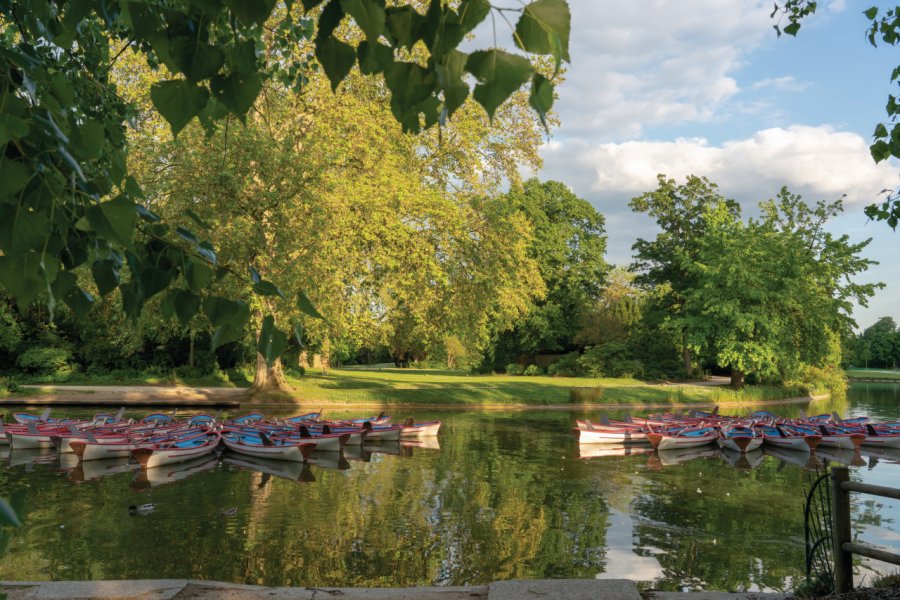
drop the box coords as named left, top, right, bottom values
left=0, top=383, right=898, bottom=591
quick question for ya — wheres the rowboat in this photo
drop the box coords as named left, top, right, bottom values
left=577, top=427, right=650, bottom=444
left=717, top=425, right=763, bottom=453
left=757, top=425, right=821, bottom=451
left=646, top=427, right=719, bottom=450
left=222, top=432, right=317, bottom=461
left=132, top=431, right=221, bottom=468
left=399, top=419, right=442, bottom=439
left=796, top=424, right=865, bottom=450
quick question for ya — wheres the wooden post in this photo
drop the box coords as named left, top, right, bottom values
left=832, top=467, right=853, bottom=593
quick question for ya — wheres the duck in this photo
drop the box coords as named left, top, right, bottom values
left=128, top=503, right=156, bottom=515
left=220, top=506, right=238, bottom=517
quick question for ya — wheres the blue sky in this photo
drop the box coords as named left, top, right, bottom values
left=517, top=1, right=898, bottom=330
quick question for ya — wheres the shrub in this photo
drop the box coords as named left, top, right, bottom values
left=523, top=364, right=544, bottom=376
left=505, top=363, right=525, bottom=376
left=16, top=346, right=72, bottom=375
left=547, top=352, right=583, bottom=377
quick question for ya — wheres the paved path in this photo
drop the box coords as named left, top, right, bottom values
left=6, top=385, right=245, bottom=407
left=0, top=579, right=792, bottom=600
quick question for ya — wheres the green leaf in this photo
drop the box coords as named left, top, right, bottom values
left=185, top=211, right=210, bottom=232
left=203, top=296, right=249, bottom=327
left=0, top=254, right=44, bottom=307
left=139, top=266, right=174, bottom=299
left=864, top=6, right=878, bottom=20
left=160, top=291, right=178, bottom=319
left=253, top=280, right=284, bottom=297
left=64, top=286, right=94, bottom=320
left=0, top=114, right=29, bottom=146
left=456, top=0, right=490, bottom=32
left=316, top=0, right=345, bottom=42
left=871, top=139, right=892, bottom=162
left=84, top=195, right=138, bottom=248
left=7, top=208, right=50, bottom=255
left=466, top=50, right=533, bottom=120
left=174, top=290, right=201, bottom=325
left=223, top=0, right=276, bottom=26
left=210, top=72, right=262, bottom=117
left=50, top=270, right=77, bottom=300
left=874, top=123, right=888, bottom=138
left=73, top=121, right=106, bottom=160
left=257, top=315, right=288, bottom=367
left=91, top=259, right=120, bottom=296
left=435, top=50, right=469, bottom=118
left=185, top=258, right=213, bottom=292
left=0, top=159, right=30, bottom=197
left=385, top=6, right=423, bottom=49
left=783, top=22, right=800, bottom=36
left=385, top=62, right=435, bottom=113
left=296, top=289, right=324, bottom=319
left=293, top=321, right=305, bottom=346
left=357, top=41, right=393, bottom=75
left=0, top=498, right=21, bottom=528
left=528, top=73, right=554, bottom=130
left=316, top=37, right=356, bottom=92
left=339, top=0, right=386, bottom=42
left=514, top=0, right=571, bottom=65
left=212, top=323, right=244, bottom=349
left=169, top=38, right=225, bottom=82
left=150, top=80, right=210, bottom=136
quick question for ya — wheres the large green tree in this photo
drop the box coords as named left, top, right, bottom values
left=0, top=0, right=570, bottom=368
left=629, top=175, right=742, bottom=376
left=668, top=187, right=878, bottom=387
left=489, top=178, right=607, bottom=366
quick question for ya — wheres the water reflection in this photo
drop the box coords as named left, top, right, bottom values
left=0, top=384, right=896, bottom=591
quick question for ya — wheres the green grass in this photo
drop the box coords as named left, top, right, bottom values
left=275, top=367, right=808, bottom=406
left=846, top=368, right=900, bottom=380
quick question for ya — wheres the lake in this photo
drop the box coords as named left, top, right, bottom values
left=0, top=382, right=898, bottom=592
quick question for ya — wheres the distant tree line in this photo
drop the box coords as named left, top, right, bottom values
left=845, top=317, right=900, bottom=370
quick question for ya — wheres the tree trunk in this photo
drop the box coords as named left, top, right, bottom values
left=730, top=369, right=744, bottom=388
left=188, top=329, right=195, bottom=369
left=682, top=346, right=692, bottom=377
left=249, top=353, right=293, bottom=394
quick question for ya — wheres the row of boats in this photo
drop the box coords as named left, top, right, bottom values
left=575, top=408, right=900, bottom=453
left=1, top=409, right=441, bottom=469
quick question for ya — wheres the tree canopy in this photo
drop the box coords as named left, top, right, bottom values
left=0, top=0, right=571, bottom=368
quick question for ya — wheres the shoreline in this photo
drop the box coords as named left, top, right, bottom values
left=2, top=385, right=829, bottom=411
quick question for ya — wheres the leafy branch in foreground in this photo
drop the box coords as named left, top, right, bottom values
left=772, top=1, right=900, bottom=229
left=0, top=0, right=571, bottom=369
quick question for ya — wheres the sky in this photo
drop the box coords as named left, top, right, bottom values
left=480, top=0, right=899, bottom=330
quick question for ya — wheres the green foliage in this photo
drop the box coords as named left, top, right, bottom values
left=505, top=363, right=526, bottom=376
left=523, top=364, right=543, bottom=376
left=546, top=351, right=581, bottom=377
left=16, top=346, right=72, bottom=375
left=0, top=0, right=570, bottom=372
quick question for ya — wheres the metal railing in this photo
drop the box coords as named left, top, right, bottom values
left=831, top=466, right=900, bottom=593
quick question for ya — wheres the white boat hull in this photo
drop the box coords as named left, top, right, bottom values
left=400, top=422, right=441, bottom=438
left=222, top=437, right=311, bottom=461
left=578, top=429, right=650, bottom=444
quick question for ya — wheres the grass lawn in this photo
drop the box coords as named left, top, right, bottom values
left=846, top=368, right=900, bottom=380
left=4, top=369, right=245, bottom=388
left=278, top=367, right=807, bottom=406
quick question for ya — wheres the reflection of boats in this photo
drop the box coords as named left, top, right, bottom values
left=6, top=448, right=58, bottom=468
left=130, top=455, right=219, bottom=490
left=70, top=458, right=139, bottom=483
left=363, top=441, right=407, bottom=457
left=813, top=446, right=866, bottom=467
left=647, top=446, right=719, bottom=468
left=859, top=445, right=900, bottom=463
left=764, top=446, right=824, bottom=470
left=401, top=437, right=441, bottom=451
left=578, top=444, right=655, bottom=459
left=223, top=453, right=316, bottom=483
left=719, top=447, right=764, bottom=470
left=306, top=451, right=350, bottom=471
left=342, top=445, right=372, bottom=462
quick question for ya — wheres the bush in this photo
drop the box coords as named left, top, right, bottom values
left=16, top=346, right=72, bottom=375
left=547, top=352, right=584, bottom=377
left=505, top=363, right=525, bottom=376
left=523, top=364, right=544, bottom=376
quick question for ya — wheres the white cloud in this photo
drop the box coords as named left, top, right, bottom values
left=543, top=125, right=897, bottom=207
left=751, top=76, right=810, bottom=92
